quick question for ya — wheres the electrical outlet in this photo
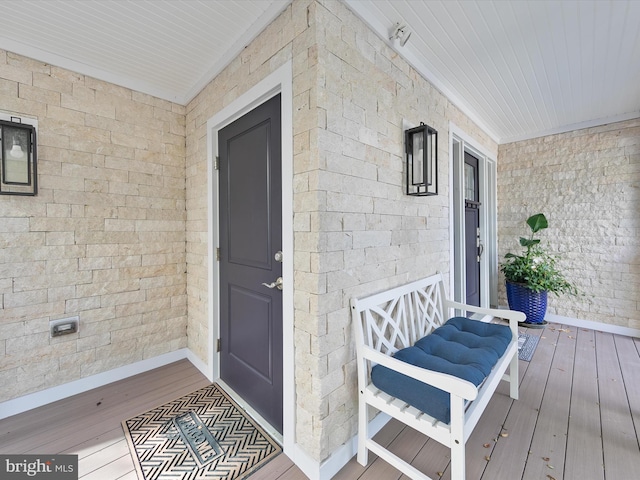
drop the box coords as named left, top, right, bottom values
left=50, top=316, right=79, bottom=337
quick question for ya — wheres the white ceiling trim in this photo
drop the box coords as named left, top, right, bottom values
left=181, top=0, right=290, bottom=104
left=0, top=35, right=180, bottom=102
left=500, top=111, right=640, bottom=145
left=0, top=0, right=290, bottom=105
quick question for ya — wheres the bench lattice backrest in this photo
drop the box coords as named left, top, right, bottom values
left=355, top=275, right=446, bottom=357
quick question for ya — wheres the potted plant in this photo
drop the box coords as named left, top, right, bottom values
left=500, top=213, right=578, bottom=327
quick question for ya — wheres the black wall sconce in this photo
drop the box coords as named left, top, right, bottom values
left=0, top=118, right=37, bottom=195
left=405, top=122, right=437, bottom=196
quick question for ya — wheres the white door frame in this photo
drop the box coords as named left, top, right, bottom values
left=206, top=61, right=294, bottom=453
left=449, top=122, right=498, bottom=308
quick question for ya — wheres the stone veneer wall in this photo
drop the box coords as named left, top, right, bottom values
left=0, top=0, right=503, bottom=467
left=184, top=0, right=314, bottom=367
left=185, top=0, right=497, bottom=462
left=498, top=118, right=640, bottom=330
left=301, top=1, right=498, bottom=459
left=0, top=50, right=187, bottom=402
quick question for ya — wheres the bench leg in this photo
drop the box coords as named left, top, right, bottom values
left=509, top=351, right=519, bottom=400
left=450, top=396, right=466, bottom=480
left=357, top=392, right=368, bottom=465
left=450, top=440, right=466, bottom=480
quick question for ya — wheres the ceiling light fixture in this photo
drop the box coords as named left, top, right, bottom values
left=390, top=22, right=411, bottom=47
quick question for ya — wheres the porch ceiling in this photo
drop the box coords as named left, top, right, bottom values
left=0, top=0, right=638, bottom=143
left=346, top=0, right=640, bottom=143
left=0, top=0, right=290, bottom=104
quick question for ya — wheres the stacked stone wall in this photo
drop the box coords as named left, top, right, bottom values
left=184, top=0, right=314, bottom=370
left=0, top=0, right=502, bottom=466
left=186, top=0, right=498, bottom=461
left=298, top=0, right=498, bottom=459
left=0, top=50, right=187, bottom=402
left=498, top=118, right=640, bottom=329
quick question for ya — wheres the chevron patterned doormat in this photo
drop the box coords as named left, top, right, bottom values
left=122, top=384, right=281, bottom=480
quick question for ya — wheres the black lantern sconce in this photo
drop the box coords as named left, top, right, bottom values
left=405, top=122, right=437, bottom=196
left=0, top=118, right=37, bottom=195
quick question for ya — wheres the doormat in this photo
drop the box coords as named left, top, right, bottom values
left=518, top=333, right=540, bottom=362
left=122, top=384, right=281, bottom=480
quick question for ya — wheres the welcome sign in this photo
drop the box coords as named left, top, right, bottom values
left=0, top=455, right=77, bottom=480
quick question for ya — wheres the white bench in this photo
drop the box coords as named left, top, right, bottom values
left=351, top=273, right=524, bottom=480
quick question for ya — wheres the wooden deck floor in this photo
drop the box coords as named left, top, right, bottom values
left=1, top=323, right=639, bottom=479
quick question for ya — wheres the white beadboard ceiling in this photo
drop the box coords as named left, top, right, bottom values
left=0, top=0, right=638, bottom=143
left=346, top=0, right=640, bottom=143
left=0, top=0, right=290, bottom=104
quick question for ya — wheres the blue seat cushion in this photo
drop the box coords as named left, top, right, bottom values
left=370, top=317, right=512, bottom=424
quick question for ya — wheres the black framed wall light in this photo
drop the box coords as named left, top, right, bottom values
left=0, top=118, right=37, bottom=195
left=405, top=122, right=437, bottom=196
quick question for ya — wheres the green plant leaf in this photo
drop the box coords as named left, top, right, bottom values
left=520, top=238, right=541, bottom=247
left=526, top=213, right=548, bottom=233
left=501, top=213, right=579, bottom=297
left=504, top=252, right=523, bottom=259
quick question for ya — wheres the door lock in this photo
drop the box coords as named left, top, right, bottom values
left=274, top=251, right=283, bottom=263
left=262, top=276, right=283, bottom=290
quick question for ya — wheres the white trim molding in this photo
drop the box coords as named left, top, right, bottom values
left=293, top=413, right=391, bottom=480
left=205, top=60, right=295, bottom=460
left=0, top=349, right=190, bottom=420
left=500, top=112, right=640, bottom=144
left=545, top=313, right=640, bottom=338
left=449, top=122, right=498, bottom=309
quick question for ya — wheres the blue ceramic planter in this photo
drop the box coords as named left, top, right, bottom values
left=506, top=281, right=547, bottom=324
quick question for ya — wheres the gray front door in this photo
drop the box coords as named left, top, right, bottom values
left=219, top=94, right=283, bottom=433
left=464, top=152, right=481, bottom=307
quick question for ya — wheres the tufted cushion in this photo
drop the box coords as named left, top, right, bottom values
left=371, top=317, right=512, bottom=424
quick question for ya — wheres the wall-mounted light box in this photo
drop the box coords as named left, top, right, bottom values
left=0, top=117, right=37, bottom=195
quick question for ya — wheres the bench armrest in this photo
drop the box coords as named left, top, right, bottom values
left=361, top=345, right=478, bottom=401
left=442, top=299, right=525, bottom=337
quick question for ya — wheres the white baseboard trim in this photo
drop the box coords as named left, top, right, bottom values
left=496, top=306, right=640, bottom=338
left=545, top=313, right=640, bottom=338
left=1, top=345, right=395, bottom=480
left=292, top=412, right=391, bottom=480
left=0, top=348, right=191, bottom=420
left=291, top=444, right=323, bottom=480
left=186, top=348, right=214, bottom=381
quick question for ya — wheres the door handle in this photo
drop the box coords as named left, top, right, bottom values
left=262, top=276, right=283, bottom=290
left=477, top=243, right=484, bottom=261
